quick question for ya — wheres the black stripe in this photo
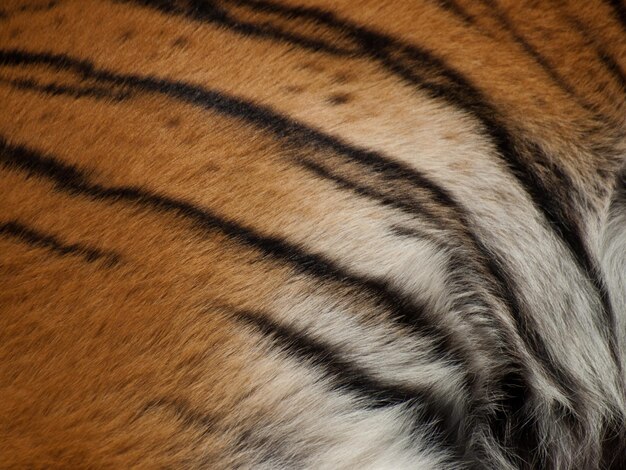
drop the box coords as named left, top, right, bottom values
left=606, top=0, right=626, bottom=30
left=479, top=0, right=604, bottom=116
left=595, top=48, right=626, bottom=90
left=565, top=14, right=626, bottom=91
left=296, top=158, right=441, bottom=224
left=118, top=0, right=609, bottom=321
left=0, top=76, right=133, bottom=101
left=230, top=0, right=626, bottom=398
left=0, top=48, right=587, bottom=399
left=125, top=0, right=356, bottom=55
left=389, top=225, right=450, bottom=251
left=0, top=135, right=468, bottom=373
left=233, top=307, right=467, bottom=452
left=140, top=396, right=295, bottom=466
left=0, top=49, right=462, bottom=213
left=436, top=0, right=476, bottom=25
left=0, top=220, right=120, bottom=265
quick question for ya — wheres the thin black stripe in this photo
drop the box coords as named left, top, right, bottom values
left=140, top=396, right=295, bottom=465
left=117, top=0, right=612, bottom=333
left=233, top=308, right=467, bottom=451
left=296, top=158, right=441, bottom=223
left=564, top=14, right=626, bottom=91
left=479, top=0, right=605, bottom=116
left=126, top=0, right=356, bottom=55
left=0, top=220, right=120, bottom=265
left=0, top=76, right=132, bottom=101
left=0, top=135, right=468, bottom=373
left=0, top=49, right=464, bottom=231
left=1, top=73, right=445, bottom=228
left=0, top=48, right=586, bottom=398
left=436, top=0, right=476, bottom=25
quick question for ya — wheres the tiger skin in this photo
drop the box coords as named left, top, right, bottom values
left=0, top=0, right=625, bottom=468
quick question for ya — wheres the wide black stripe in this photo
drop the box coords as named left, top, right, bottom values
left=233, top=307, right=467, bottom=452
left=118, top=0, right=609, bottom=327
left=1, top=71, right=445, bottom=228
left=0, top=49, right=465, bottom=232
left=0, top=220, right=120, bottom=265
left=0, top=135, right=468, bottom=373
left=0, top=48, right=584, bottom=400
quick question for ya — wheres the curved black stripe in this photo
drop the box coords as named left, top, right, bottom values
left=233, top=308, right=467, bottom=452
left=0, top=220, right=121, bottom=265
left=228, top=0, right=621, bottom=400
left=0, top=49, right=463, bottom=230
left=296, top=158, right=441, bottom=224
left=0, top=48, right=585, bottom=399
left=436, top=0, right=476, bottom=25
left=0, top=135, right=469, bottom=374
left=478, top=0, right=604, bottom=116
left=117, top=0, right=611, bottom=332
left=565, top=14, right=626, bottom=91
left=567, top=15, right=626, bottom=90
left=141, top=396, right=295, bottom=466
left=125, top=0, right=356, bottom=55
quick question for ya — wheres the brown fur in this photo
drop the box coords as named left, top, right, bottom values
left=1, top=0, right=625, bottom=468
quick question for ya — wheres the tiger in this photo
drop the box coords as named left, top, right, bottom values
left=0, top=0, right=625, bottom=468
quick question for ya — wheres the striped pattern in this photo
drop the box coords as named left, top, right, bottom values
left=0, top=0, right=624, bottom=468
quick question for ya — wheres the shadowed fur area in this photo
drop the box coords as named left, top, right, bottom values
left=0, top=0, right=625, bottom=468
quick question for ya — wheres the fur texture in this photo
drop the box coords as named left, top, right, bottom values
left=0, top=0, right=625, bottom=468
